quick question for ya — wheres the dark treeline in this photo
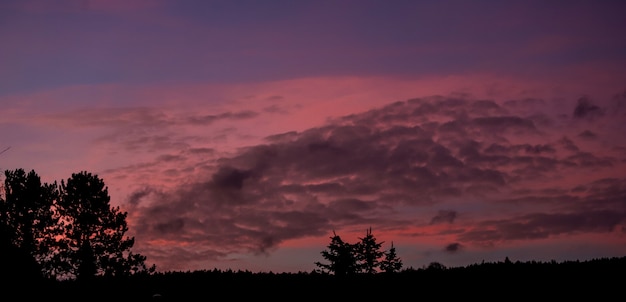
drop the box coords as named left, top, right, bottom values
left=10, top=256, right=626, bottom=301
left=2, top=168, right=625, bottom=300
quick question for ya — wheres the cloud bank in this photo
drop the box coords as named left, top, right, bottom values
left=123, top=93, right=626, bottom=271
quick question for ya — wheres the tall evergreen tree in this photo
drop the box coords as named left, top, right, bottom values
left=380, top=241, right=403, bottom=273
left=0, top=168, right=59, bottom=279
left=356, top=227, right=384, bottom=274
left=314, top=231, right=359, bottom=276
left=56, top=171, right=154, bottom=280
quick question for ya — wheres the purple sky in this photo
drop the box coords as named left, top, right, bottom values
left=1, top=0, right=625, bottom=273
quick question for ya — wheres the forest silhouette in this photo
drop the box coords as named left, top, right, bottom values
left=1, top=168, right=624, bottom=300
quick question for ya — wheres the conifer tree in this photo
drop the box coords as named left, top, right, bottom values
left=380, top=241, right=403, bottom=273
left=356, top=227, right=384, bottom=274
left=314, top=230, right=359, bottom=276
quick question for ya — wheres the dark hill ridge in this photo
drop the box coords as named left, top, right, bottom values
left=9, top=256, right=626, bottom=301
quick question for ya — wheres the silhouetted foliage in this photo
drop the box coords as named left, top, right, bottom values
left=38, top=256, right=626, bottom=301
left=356, top=227, right=384, bottom=274
left=2, top=168, right=625, bottom=300
left=380, top=241, right=403, bottom=273
left=314, top=230, right=359, bottom=276
left=316, top=228, right=401, bottom=275
left=1, top=168, right=155, bottom=282
left=425, top=261, right=447, bottom=271
left=0, top=221, right=45, bottom=283
left=55, top=171, right=155, bottom=280
left=0, top=168, right=59, bottom=280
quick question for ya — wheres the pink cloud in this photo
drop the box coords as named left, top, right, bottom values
left=2, top=73, right=625, bottom=272
left=119, top=93, right=625, bottom=272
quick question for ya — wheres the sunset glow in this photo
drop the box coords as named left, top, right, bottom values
left=1, top=0, right=625, bottom=273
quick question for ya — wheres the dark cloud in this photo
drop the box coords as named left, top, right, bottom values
left=125, top=95, right=625, bottom=271
left=186, top=110, right=259, bottom=125
left=41, top=107, right=263, bottom=159
left=578, top=130, right=597, bottom=139
left=445, top=242, right=463, bottom=253
left=186, top=147, right=215, bottom=156
left=573, top=97, right=604, bottom=119
left=263, top=104, right=290, bottom=114
left=47, top=107, right=259, bottom=128
left=524, top=144, right=556, bottom=154
left=114, top=134, right=191, bottom=152
left=430, top=210, right=458, bottom=225
left=458, top=176, right=626, bottom=245
left=212, top=166, right=252, bottom=190
left=483, top=143, right=555, bottom=155
left=127, top=187, right=159, bottom=207
left=571, top=185, right=587, bottom=193
left=471, top=116, right=536, bottom=133
left=565, top=152, right=614, bottom=168
left=503, top=98, right=546, bottom=109
left=460, top=209, right=624, bottom=245
left=156, top=154, right=186, bottom=162
left=264, top=131, right=299, bottom=143
left=469, top=99, right=503, bottom=114
left=155, top=218, right=185, bottom=234
left=558, top=136, right=580, bottom=152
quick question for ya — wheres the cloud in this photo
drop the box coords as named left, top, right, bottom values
left=124, top=94, right=626, bottom=271
left=186, top=110, right=259, bottom=126
left=33, top=107, right=261, bottom=158
left=212, top=166, right=252, bottom=190
left=573, top=97, right=604, bottom=119
left=460, top=209, right=624, bottom=245
left=558, top=136, right=579, bottom=152
left=445, top=243, right=463, bottom=253
left=578, top=130, right=597, bottom=139
left=431, top=210, right=458, bottom=225
left=41, top=107, right=258, bottom=128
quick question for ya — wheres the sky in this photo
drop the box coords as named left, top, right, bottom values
left=1, top=0, right=625, bottom=273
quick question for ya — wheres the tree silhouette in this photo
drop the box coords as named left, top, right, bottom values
left=316, top=228, right=402, bottom=276
left=379, top=241, right=403, bottom=273
left=0, top=168, right=59, bottom=279
left=55, top=171, right=154, bottom=280
left=425, top=261, right=447, bottom=271
left=314, top=230, right=359, bottom=276
left=356, top=227, right=384, bottom=274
